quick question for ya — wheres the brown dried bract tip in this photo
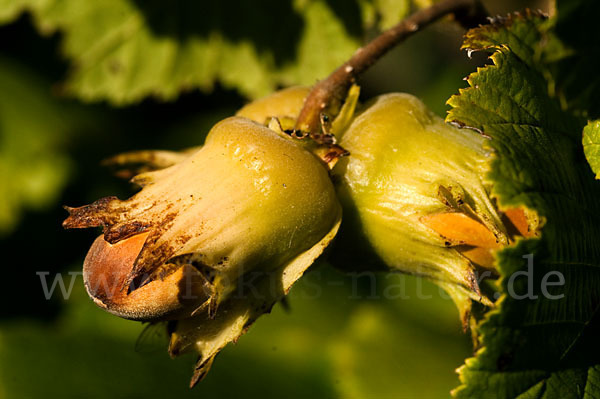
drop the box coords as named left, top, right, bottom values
left=313, top=144, right=350, bottom=170
left=102, top=149, right=192, bottom=180
left=63, top=196, right=123, bottom=230
left=83, top=232, right=210, bottom=321
left=64, top=194, right=190, bottom=292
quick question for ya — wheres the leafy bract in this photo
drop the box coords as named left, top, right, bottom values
left=447, top=12, right=600, bottom=398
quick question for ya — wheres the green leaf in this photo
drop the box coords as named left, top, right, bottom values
left=0, top=0, right=361, bottom=105
left=373, top=0, right=411, bottom=30
left=447, top=12, right=600, bottom=398
left=358, top=0, right=428, bottom=31
left=0, top=56, right=73, bottom=235
left=583, top=120, right=600, bottom=179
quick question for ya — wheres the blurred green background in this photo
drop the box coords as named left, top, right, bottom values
left=0, top=1, right=550, bottom=398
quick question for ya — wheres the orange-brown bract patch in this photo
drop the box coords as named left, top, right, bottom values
left=457, top=246, right=496, bottom=270
left=83, top=233, right=211, bottom=321
left=503, top=207, right=538, bottom=238
left=421, top=212, right=502, bottom=249
left=422, top=207, right=538, bottom=272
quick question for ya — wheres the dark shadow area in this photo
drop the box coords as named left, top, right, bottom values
left=130, top=0, right=304, bottom=67
left=0, top=15, right=67, bottom=81
left=327, top=176, right=389, bottom=274
left=323, top=0, right=364, bottom=39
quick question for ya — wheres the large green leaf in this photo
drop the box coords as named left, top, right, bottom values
left=0, top=0, right=359, bottom=104
left=447, top=12, right=600, bottom=398
left=0, top=0, right=417, bottom=105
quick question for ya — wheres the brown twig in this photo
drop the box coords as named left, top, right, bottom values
left=295, top=0, right=488, bottom=137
